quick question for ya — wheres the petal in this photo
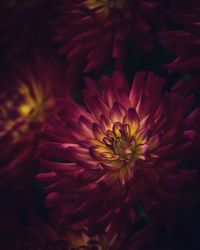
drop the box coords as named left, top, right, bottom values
left=135, top=128, right=151, bottom=144
left=112, top=71, right=129, bottom=90
left=129, top=72, right=146, bottom=107
left=76, top=159, right=98, bottom=170
left=99, top=114, right=112, bottom=132
left=113, top=122, right=123, bottom=137
left=103, top=136, right=113, bottom=146
left=123, top=108, right=139, bottom=136
left=110, top=102, right=126, bottom=123
left=89, top=145, right=112, bottom=161
left=92, top=123, right=106, bottom=142
left=148, top=133, right=161, bottom=150
left=98, top=162, right=117, bottom=171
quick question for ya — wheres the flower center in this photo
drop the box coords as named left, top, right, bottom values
left=103, top=122, right=144, bottom=165
left=0, top=82, right=55, bottom=143
left=85, top=0, right=125, bottom=18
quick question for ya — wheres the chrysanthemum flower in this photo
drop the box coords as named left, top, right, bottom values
left=159, top=0, right=200, bottom=72
left=0, top=204, right=66, bottom=250
left=0, top=0, right=57, bottom=60
left=0, top=152, right=68, bottom=250
left=52, top=0, right=156, bottom=80
left=0, top=52, right=70, bottom=167
left=0, top=53, right=72, bottom=248
left=65, top=227, right=119, bottom=250
left=38, top=71, right=199, bottom=235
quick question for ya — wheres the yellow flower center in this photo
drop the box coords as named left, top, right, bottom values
left=89, top=107, right=150, bottom=185
left=85, top=0, right=125, bottom=19
left=102, top=122, right=147, bottom=166
left=0, top=81, right=55, bottom=143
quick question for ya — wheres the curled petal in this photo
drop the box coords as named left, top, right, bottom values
left=123, top=108, right=139, bottom=136
left=109, top=102, right=126, bottom=123
left=113, top=122, right=123, bottom=137
left=92, top=123, right=106, bottom=142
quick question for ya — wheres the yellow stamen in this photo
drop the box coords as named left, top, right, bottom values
left=85, top=0, right=125, bottom=19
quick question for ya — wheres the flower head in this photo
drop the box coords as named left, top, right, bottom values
left=0, top=46, right=76, bottom=249
left=0, top=79, right=54, bottom=145
left=159, top=0, right=200, bottom=72
left=38, top=71, right=200, bottom=234
left=65, top=228, right=119, bottom=250
left=0, top=0, right=56, bottom=60
left=0, top=52, right=70, bottom=166
left=52, top=0, right=156, bottom=83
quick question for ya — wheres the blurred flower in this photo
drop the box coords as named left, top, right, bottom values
left=65, top=227, right=119, bottom=250
left=0, top=204, right=66, bottom=250
left=38, top=71, right=200, bottom=236
left=52, top=0, right=158, bottom=83
left=0, top=0, right=57, bottom=61
left=0, top=151, right=67, bottom=250
left=159, top=0, right=200, bottom=72
left=0, top=51, right=74, bottom=250
left=0, top=51, right=71, bottom=175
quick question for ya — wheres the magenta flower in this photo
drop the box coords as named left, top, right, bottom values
left=0, top=0, right=57, bottom=60
left=0, top=51, right=71, bottom=172
left=0, top=205, right=65, bottom=250
left=52, top=0, right=157, bottom=84
left=64, top=227, right=119, bottom=250
left=159, top=0, right=200, bottom=72
left=0, top=155, right=67, bottom=250
left=38, top=71, right=199, bottom=235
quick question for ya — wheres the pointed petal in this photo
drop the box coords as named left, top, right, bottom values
left=123, top=108, right=139, bottom=136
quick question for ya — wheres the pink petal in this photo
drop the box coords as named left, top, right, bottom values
left=123, top=108, right=139, bottom=136
left=110, top=102, right=126, bottom=123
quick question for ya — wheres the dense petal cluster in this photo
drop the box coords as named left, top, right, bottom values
left=38, top=71, right=199, bottom=235
left=65, top=228, right=119, bottom=250
left=0, top=52, right=73, bottom=250
left=0, top=153, right=67, bottom=250
left=0, top=205, right=65, bottom=250
left=52, top=0, right=156, bottom=81
left=0, top=77, right=54, bottom=144
left=159, top=0, right=200, bottom=72
left=0, top=53, right=70, bottom=162
left=0, top=0, right=56, bottom=60
left=0, top=1, right=200, bottom=249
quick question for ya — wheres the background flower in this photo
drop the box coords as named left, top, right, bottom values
left=0, top=0, right=57, bottom=62
left=0, top=51, right=72, bottom=164
left=51, top=0, right=160, bottom=85
left=159, top=0, right=200, bottom=72
left=0, top=50, right=74, bottom=250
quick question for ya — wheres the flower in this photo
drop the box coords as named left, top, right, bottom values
left=159, top=0, right=200, bottom=72
left=0, top=152, right=68, bottom=250
left=38, top=71, right=199, bottom=236
left=52, top=0, right=157, bottom=83
left=0, top=0, right=57, bottom=61
left=65, top=227, right=119, bottom=250
left=0, top=51, right=75, bottom=249
left=0, top=205, right=66, bottom=250
left=0, top=51, right=70, bottom=168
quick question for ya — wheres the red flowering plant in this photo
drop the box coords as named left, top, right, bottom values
left=62, top=226, right=120, bottom=250
left=0, top=0, right=57, bottom=61
left=0, top=191, right=67, bottom=250
left=159, top=0, right=200, bottom=73
left=51, top=0, right=160, bottom=84
left=0, top=1, right=200, bottom=249
left=0, top=51, right=71, bottom=167
left=0, top=51, right=75, bottom=249
left=38, top=71, right=200, bottom=240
